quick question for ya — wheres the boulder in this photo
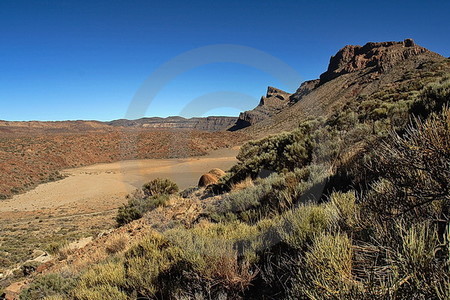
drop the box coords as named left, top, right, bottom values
left=198, top=173, right=218, bottom=188
left=207, top=168, right=226, bottom=178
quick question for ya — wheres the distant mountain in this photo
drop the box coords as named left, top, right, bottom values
left=107, top=116, right=237, bottom=131
left=0, top=116, right=239, bottom=135
left=231, top=39, right=446, bottom=135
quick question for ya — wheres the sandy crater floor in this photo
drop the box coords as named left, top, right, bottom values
left=1, top=147, right=238, bottom=218
left=0, top=147, right=238, bottom=274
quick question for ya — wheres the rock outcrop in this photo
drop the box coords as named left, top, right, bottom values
left=231, top=39, right=445, bottom=135
left=319, top=39, right=433, bottom=85
left=289, top=79, right=320, bottom=103
left=229, top=87, right=292, bottom=131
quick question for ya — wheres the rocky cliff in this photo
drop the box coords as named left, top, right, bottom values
left=231, top=39, right=446, bottom=134
left=107, top=116, right=237, bottom=132
left=228, top=86, right=291, bottom=131
left=319, top=39, right=432, bottom=84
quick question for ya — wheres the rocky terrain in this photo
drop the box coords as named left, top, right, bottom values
left=1, top=39, right=449, bottom=299
left=229, top=86, right=291, bottom=130
left=234, top=39, right=446, bottom=135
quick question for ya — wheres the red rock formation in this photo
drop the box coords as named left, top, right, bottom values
left=319, top=39, right=434, bottom=85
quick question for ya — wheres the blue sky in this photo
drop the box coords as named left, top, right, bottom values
left=1, top=0, right=449, bottom=121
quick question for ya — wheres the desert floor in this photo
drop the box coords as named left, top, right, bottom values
left=0, top=147, right=238, bottom=272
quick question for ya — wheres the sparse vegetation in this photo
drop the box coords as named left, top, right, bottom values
left=116, top=178, right=178, bottom=226
left=10, top=49, right=450, bottom=299
left=19, top=273, right=76, bottom=300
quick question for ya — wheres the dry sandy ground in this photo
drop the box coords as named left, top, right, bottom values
left=0, top=147, right=238, bottom=217
left=0, top=147, right=238, bottom=277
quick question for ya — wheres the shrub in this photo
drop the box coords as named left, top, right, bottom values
left=19, top=273, right=76, bottom=300
left=164, top=223, right=257, bottom=297
left=326, top=191, right=359, bottom=231
left=73, top=285, right=128, bottom=300
left=76, top=260, right=126, bottom=290
left=366, top=107, right=450, bottom=221
left=142, top=178, right=178, bottom=197
left=215, top=165, right=331, bottom=224
left=222, top=123, right=316, bottom=187
left=387, top=221, right=449, bottom=299
left=288, top=233, right=360, bottom=298
left=410, top=79, right=450, bottom=118
left=116, top=194, right=170, bottom=226
left=72, top=259, right=128, bottom=300
left=105, top=234, right=129, bottom=254
left=276, top=204, right=331, bottom=249
left=45, top=240, right=69, bottom=255
left=116, top=178, right=178, bottom=226
left=123, top=232, right=183, bottom=298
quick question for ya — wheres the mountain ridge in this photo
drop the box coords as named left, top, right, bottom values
left=234, top=39, right=446, bottom=135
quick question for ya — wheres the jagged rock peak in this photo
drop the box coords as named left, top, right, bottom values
left=319, top=39, right=437, bottom=85
left=259, top=86, right=291, bottom=106
left=266, top=86, right=290, bottom=97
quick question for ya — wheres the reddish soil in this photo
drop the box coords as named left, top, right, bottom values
left=0, top=127, right=247, bottom=199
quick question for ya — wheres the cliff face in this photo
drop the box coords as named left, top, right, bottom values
left=319, top=39, right=433, bottom=84
left=232, top=39, right=446, bottom=135
left=228, top=86, right=291, bottom=131
left=107, top=116, right=238, bottom=132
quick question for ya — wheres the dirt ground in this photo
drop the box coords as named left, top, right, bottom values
left=0, top=147, right=239, bottom=277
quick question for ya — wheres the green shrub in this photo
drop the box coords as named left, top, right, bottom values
left=288, top=233, right=360, bottom=298
left=76, top=260, right=126, bottom=290
left=326, top=191, right=359, bottom=231
left=73, top=285, right=128, bottom=300
left=123, top=232, right=183, bottom=298
left=411, top=79, right=450, bottom=118
left=222, top=122, right=317, bottom=187
left=142, top=178, right=178, bottom=197
left=215, top=165, right=331, bottom=224
left=116, top=194, right=170, bottom=226
left=45, top=240, right=69, bottom=255
left=116, top=178, right=178, bottom=226
left=19, top=273, right=76, bottom=300
left=164, top=223, right=257, bottom=297
left=276, top=204, right=331, bottom=249
left=387, top=221, right=449, bottom=299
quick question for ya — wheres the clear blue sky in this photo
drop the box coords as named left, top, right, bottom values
left=1, top=0, right=449, bottom=121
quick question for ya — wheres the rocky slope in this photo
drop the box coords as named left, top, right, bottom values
left=229, top=86, right=291, bottom=130
left=232, top=39, right=447, bottom=135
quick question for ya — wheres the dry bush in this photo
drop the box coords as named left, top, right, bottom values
left=57, top=244, right=76, bottom=261
left=366, top=106, right=450, bottom=221
left=105, top=233, right=129, bottom=255
left=231, top=177, right=254, bottom=191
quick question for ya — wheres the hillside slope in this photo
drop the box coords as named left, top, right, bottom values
left=235, top=39, right=446, bottom=135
